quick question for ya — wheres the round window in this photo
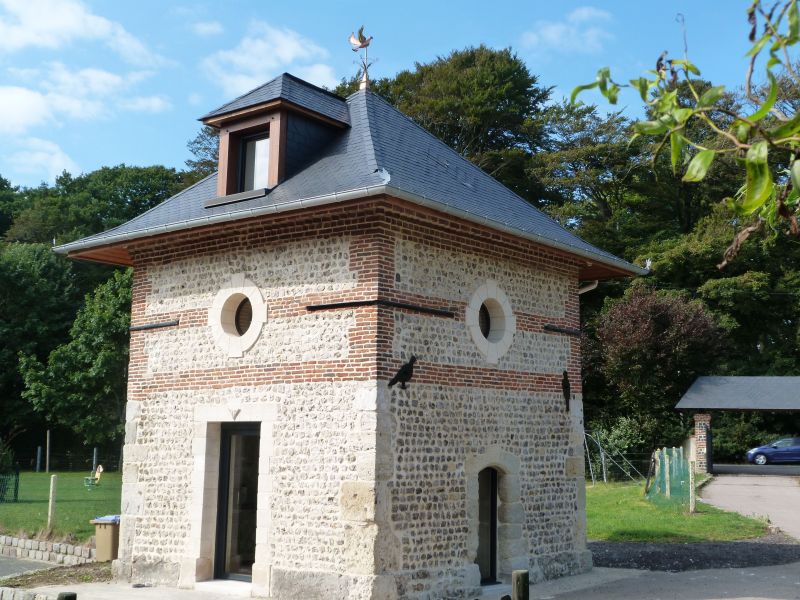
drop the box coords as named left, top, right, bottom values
left=235, top=298, right=253, bottom=336
left=209, top=276, right=267, bottom=358
left=478, top=303, right=491, bottom=339
left=467, top=281, right=516, bottom=364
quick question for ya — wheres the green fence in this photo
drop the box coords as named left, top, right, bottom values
left=645, top=446, right=694, bottom=507
left=0, top=470, right=19, bottom=503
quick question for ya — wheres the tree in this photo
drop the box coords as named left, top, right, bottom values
left=5, top=165, right=184, bottom=244
left=186, top=125, right=219, bottom=179
left=20, top=270, right=132, bottom=445
left=0, top=243, right=82, bottom=441
left=572, top=0, right=800, bottom=266
left=585, top=285, right=726, bottom=448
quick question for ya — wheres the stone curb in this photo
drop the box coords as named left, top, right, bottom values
left=0, top=586, right=57, bottom=599
left=0, top=536, right=95, bottom=567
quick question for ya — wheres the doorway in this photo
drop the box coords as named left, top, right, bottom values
left=215, top=423, right=260, bottom=581
left=476, top=467, right=498, bottom=584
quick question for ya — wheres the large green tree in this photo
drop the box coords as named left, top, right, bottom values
left=0, top=243, right=82, bottom=441
left=4, top=165, right=184, bottom=245
left=20, top=270, right=132, bottom=444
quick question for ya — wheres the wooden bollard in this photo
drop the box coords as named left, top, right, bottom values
left=57, top=593, right=77, bottom=600
left=512, top=569, right=529, bottom=600
left=47, top=474, right=57, bottom=529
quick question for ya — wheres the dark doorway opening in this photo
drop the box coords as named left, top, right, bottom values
left=476, top=467, right=498, bottom=585
left=215, top=423, right=260, bottom=581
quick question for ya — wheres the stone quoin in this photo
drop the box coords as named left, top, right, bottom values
left=56, top=73, right=644, bottom=599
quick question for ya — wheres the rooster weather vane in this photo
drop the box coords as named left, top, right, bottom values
left=348, top=25, right=373, bottom=90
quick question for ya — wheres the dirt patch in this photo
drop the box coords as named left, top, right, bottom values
left=0, top=562, right=112, bottom=588
left=589, top=532, right=800, bottom=571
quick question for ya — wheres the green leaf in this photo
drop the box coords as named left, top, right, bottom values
left=698, top=85, right=725, bottom=108
left=670, top=133, right=686, bottom=174
left=570, top=81, right=598, bottom=104
left=748, top=72, right=778, bottom=122
left=741, top=141, right=773, bottom=214
left=671, top=59, right=701, bottom=75
left=606, top=83, right=620, bottom=104
left=767, top=54, right=782, bottom=69
left=674, top=108, right=693, bottom=124
left=791, top=160, right=800, bottom=192
left=790, top=0, right=800, bottom=42
left=634, top=120, right=669, bottom=135
left=734, top=121, right=751, bottom=143
left=630, top=77, right=650, bottom=102
left=682, top=149, right=715, bottom=182
left=769, top=111, right=800, bottom=140
left=746, top=33, right=771, bottom=57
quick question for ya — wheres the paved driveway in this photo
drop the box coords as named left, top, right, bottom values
left=0, top=555, right=51, bottom=578
left=529, top=561, right=800, bottom=600
left=701, top=474, right=800, bottom=540
left=714, top=464, right=800, bottom=476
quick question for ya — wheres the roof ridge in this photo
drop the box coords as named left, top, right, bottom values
left=363, top=91, right=578, bottom=234
left=351, top=91, right=380, bottom=173
left=200, top=74, right=285, bottom=120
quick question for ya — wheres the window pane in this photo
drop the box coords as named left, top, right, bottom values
left=243, top=136, right=269, bottom=191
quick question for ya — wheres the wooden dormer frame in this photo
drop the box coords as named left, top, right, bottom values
left=204, top=98, right=349, bottom=199
left=215, top=111, right=287, bottom=197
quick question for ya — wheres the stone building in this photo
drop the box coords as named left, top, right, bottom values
left=57, top=73, right=643, bottom=599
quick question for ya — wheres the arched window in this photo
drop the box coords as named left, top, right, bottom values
left=476, top=467, right=499, bottom=584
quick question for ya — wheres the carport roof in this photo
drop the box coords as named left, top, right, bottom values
left=676, top=376, right=800, bottom=411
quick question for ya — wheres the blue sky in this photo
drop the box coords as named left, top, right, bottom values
left=0, top=0, right=758, bottom=187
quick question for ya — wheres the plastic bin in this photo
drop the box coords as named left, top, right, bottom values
left=90, top=515, right=120, bottom=562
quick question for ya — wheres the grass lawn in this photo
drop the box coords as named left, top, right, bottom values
left=586, top=482, right=768, bottom=542
left=0, top=472, right=121, bottom=543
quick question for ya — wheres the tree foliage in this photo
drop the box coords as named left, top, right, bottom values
left=0, top=243, right=81, bottom=440
left=572, top=0, right=800, bottom=266
left=186, top=126, right=219, bottom=179
left=586, top=286, right=726, bottom=446
left=333, top=46, right=552, bottom=204
left=20, top=270, right=132, bottom=445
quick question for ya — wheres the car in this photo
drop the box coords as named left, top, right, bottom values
left=746, top=437, right=800, bottom=465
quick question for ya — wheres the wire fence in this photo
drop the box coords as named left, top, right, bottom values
left=13, top=451, right=120, bottom=473
left=644, top=446, right=695, bottom=509
left=583, top=432, right=649, bottom=483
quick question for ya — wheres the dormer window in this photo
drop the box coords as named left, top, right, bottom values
left=241, top=133, right=270, bottom=192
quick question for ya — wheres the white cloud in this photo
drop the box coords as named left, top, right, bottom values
left=0, top=62, right=171, bottom=134
left=191, top=21, right=223, bottom=36
left=0, top=87, right=51, bottom=134
left=5, top=137, right=79, bottom=182
left=203, top=21, right=337, bottom=95
left=521, top=6, right=613, bottom=55
left=187, top=92, right=204, bottom=106
left=119, top=95, right=172, bottom=113
left=0, top=0, right=166, bottom=66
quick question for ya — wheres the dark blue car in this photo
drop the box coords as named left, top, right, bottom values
left=746, top=437, right=800, bottom=465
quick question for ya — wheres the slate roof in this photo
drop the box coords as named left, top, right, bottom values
left=56, top=84, right=645, bottom=276
left=201, top=73, right=350, bottom=125
left=676, top=376, right=800, bottom=411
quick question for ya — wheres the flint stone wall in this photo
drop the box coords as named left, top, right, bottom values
left=117, top=200, right=590, bottom=599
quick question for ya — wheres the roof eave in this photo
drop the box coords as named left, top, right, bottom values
left=55, top=184, right=646, bottom=277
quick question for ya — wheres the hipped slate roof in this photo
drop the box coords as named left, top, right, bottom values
left=676, top=376, right=800, bottom=411
left=56, top=77, right=645, bottom=277
left=201, top=73, right=350, bottom=125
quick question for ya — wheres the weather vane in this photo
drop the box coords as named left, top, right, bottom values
left=348, top=25, right=373, bottom=89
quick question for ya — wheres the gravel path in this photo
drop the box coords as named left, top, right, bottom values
left=589, top=532, right=800, bottom=571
